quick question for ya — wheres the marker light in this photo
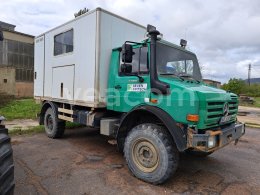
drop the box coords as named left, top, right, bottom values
left=150, top=99, right=158, bottom=104
left=186, top=114, right=199, bottom=122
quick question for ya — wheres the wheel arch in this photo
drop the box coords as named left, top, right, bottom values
left=39, top=101, right=59, bottom=125
left=116, top=105, right=187, bottom=152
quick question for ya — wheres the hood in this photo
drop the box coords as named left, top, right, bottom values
left=159, top=76, right=238, bottom=129
left=159, top=76, right=231, bottom=95
left=158, top=76, right=238, bottom=129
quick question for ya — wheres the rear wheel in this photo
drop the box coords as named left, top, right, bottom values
left=0, top=125, right=15, bottom=195
left=44, top=107, right=65, bottom=138
left=124, top=123, right=179, bottom=184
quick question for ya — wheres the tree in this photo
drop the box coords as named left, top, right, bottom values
left=221, top=78, right=246, bottom=95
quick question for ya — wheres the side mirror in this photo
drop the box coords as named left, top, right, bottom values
left=122, top=44, right=134, bottom=63
left=0, top=31, right=3, bottom=41
left=121, top=64, right=132, bottom=74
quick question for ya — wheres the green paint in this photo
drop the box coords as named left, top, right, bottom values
left=106, top=41, right=238, bottom=131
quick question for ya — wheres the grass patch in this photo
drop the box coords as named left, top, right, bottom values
left=254, top=97, right=260, bottom=107
left=9, top=125, right=44, bottom=136
left=66, top=122, right=83, bottom=129
left=0, top=99, right=40, bottom=121
left=240, top=97, right=260, bottom=108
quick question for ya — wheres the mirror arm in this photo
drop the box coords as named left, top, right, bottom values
left=124, top=73, right=144, bottom=83
left=136, top=75, right=144, bottom=83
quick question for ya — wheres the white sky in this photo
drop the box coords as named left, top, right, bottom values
left=1, top=0, right=260, bottom=83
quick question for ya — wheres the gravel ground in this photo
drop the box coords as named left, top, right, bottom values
left=12, top=127, right=260, bottom=195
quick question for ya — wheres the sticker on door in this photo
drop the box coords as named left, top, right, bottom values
left=127, top=84, right=147, bottom=92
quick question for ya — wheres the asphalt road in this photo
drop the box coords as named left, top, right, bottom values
left=12, top=127, right=260, bottom=195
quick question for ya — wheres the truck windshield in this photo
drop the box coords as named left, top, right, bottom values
left=156, top=42, right=202, bottom=81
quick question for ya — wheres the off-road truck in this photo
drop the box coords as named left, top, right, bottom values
left=34, top=8, right=245, bottom=184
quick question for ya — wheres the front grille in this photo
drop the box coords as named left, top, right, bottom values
left=205, top=99, right=238, bottom=127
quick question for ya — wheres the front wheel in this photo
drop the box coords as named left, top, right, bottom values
left=124, top=123, right=179, bottom=184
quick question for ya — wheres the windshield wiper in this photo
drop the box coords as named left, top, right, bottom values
left=159, top=73, right=184, bottom=81
left=178, top=73, right=200, bottom=83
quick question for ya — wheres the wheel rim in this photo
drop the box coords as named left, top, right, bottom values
left=132, top=138, right=159, bottom=173
left=46, top=114, right=54, bottom=133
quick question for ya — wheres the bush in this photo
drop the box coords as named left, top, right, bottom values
left=221, top=78, right=260, bottom=97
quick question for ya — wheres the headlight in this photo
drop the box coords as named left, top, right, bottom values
left=208, top=136, right=216, bottom=148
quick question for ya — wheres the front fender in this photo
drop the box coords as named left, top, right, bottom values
left=117, top=105, right=187, bottom=151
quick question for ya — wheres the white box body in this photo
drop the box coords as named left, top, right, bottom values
left=34, top=8, right=146, bottom=107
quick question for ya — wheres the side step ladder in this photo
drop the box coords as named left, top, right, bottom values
left=58, top=106, right=74, bottom=122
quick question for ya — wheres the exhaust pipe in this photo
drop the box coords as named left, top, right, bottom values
left=147, top=25, right=169, bottom=95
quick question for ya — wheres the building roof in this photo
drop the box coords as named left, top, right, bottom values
left=203, top=79, right=221, bottom=84
left=0, top=21, right=34, bottom=38
left=0, top=21, right=16, bottom=31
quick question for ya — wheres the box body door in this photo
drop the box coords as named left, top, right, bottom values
left=52, top=65, right=75, bottom=100
left=34, top=36, right=45, bottom=97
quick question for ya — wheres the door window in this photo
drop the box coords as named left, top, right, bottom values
left=120, top=46, right=148, bottom=74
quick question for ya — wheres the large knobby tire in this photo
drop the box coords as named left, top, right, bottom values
left=124, top=123, right=179, bottom=184
left=44, top=107, right=65, bottom=138
left=185, top=149, right=213, bottom=157
left=0, top=127, right=15, bottom=195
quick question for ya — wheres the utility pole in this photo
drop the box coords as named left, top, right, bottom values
left=248, top=63, right=251, bottom=86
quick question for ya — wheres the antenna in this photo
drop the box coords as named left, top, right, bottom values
left=248, top=63, right=251, bottom=86
left=184, top=28, right=188, bottom=40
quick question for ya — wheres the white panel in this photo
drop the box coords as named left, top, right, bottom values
left=52, top=65, right=74, bottom=100
left=36, top=8, right=146, bottom=107
left=34, top=36, right=45, bottom=96
left=98, top=12, right=146, bottom=103
left=43, top=11, right=96, bottom=103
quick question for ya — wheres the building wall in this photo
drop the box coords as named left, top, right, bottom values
left=16, top=82, right=33, bottom=98
left=0, top=66, right=16, bottom=96
left=0, top=35, right=34, bottom=82
left=0, top=29, right=34, bottom=98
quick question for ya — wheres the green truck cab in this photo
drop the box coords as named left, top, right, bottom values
left=105, top=25, right=245, bottom=183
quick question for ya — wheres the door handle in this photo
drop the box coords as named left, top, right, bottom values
left=115, top=85, right=122, bottom=89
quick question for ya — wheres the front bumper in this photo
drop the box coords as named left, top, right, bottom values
left=187, top=122, right=245, bottom=152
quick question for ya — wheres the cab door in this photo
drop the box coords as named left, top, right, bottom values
left=112, top=46, right=150, bottom=112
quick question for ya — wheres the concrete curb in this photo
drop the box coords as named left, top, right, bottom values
left=245, top=123, right=260, bottom=129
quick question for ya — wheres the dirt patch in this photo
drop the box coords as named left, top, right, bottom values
left=221, top=182, right=251, bottom=195
left=12, top=127, right=260, bottom=194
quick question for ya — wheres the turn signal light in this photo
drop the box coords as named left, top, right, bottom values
left=187, top=114, right=199, bottom=122
left=150, top=99, right=158, bottom=104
